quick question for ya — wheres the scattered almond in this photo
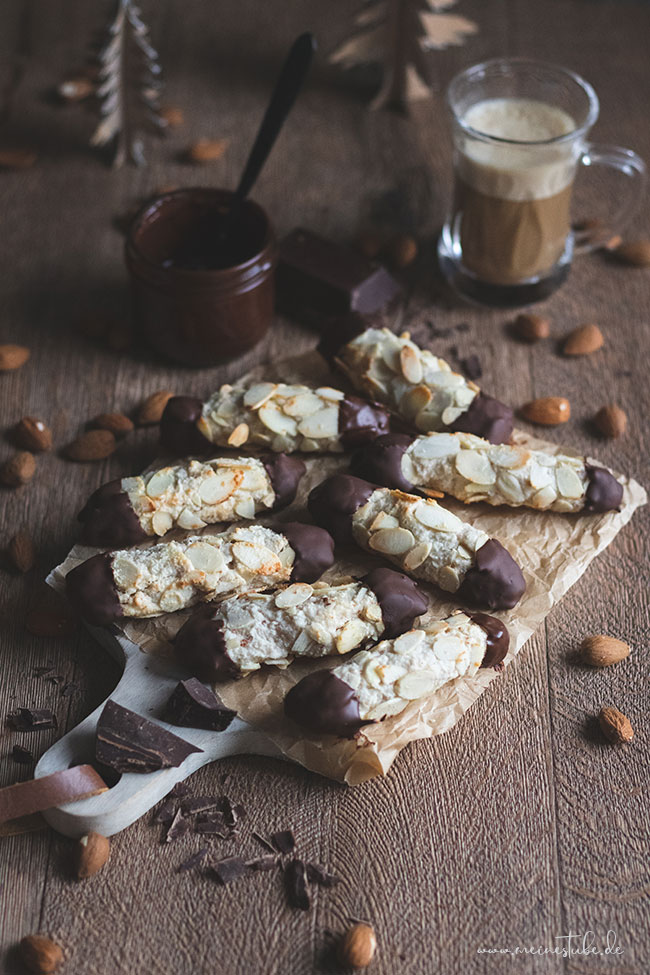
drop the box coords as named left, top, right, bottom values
left=18, top=934, right=64, bottom=974
left=75, top=832, right=110, bottom=879
left=187, top=138, right=229, bottom=163
left=514, top=312, right=550, bottom=342
left=227, top=423, right=249, bottom=447
left=354, top=230, right=383, bottom=260
left=26, top=605, right=77, bottom=638
left=388, top=233, right=418, bottom=269
left=57, top=75, right=93, bottom=101
left=0, top=344, right=30, bottom=371
left=0, top=148, right=37, bottom=170
left=594, top=404, right=627, bottom=439
left=63, top=429, right=116, bottom=462
left=160, top=105, right=184, bottom=128
left=8, top=529, right=36, bottom=573
left=599, top=706, right=634, bottom=744
left=92, top=412, right=134, bottom=438
left=579, top=635, right=630, bottom=667
left=137, top=390, right=174, bottom=426
left=520, top=397, right=570, bottom=426
left=1, top=451, right=36, bottom=487
left=614, top=239, right=650, bottom=267
left=602, top=233, right=623, bottom=252
left=562, top=323, right=604, bottom=356
left=338, top=923, right=377, bottom=969
left=14, top=417, right=52, bottom=452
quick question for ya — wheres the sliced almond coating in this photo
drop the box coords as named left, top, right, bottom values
left=432, top=635, right=465, bottom=659
left=275, top=583, right=313, bottom=609
left=455, top=450, right=496, bottom=485
left=224, top=604, right=254, bottom=629
left=429, top=370, right=464, bottom=388
left=200, top=471, right=239, bottom=504
left=282, top=392, right=323, bottom=417
left=112, top=556, right=140, bottom=589
left=187, top=541, right=225, bottom=572
left=413, top=501, right=459, bottom=531
left=400, top=385, right=432, bottom=419
left=369, top=511, right=399, bottom=531
left=437, top=565, right=460, bottom=591
left=234, top=497, right=256, bottom=519
left=336, top=619, right=367, bottom=654
left=297, top=407, right=339, bottom=439
left=362, top=600, right=383, bottom=622
left=258, top=403, right=297, bottom=436
left=412, top=434, right=459, bottom=458
left=159, top=589, right=185, bottom=613
left=400, top=345, right=423, bottom=384
left=364, top=658, right=386, bottom=688
left=177, top=508, right=206, bottom=531
left=291, top=630, right=313, bottom=655
left=446, top=612, right=470, bottom=628
left=441, top=405, right=464, bottom=426
left=241, top=467, right=269, bottom=491
left=404, top=541, right=431, bottom=570
left=497, top=471, right=526, bottom=503
left=152, top=511, right=174, bottom=536
left=393, top=629, right=425, bottom=654
left=553, top=499, right=574, bottom=513
left=243, top=382, right=277, bottom=409
left=532, top=485, right=558, bottom=508
left=395, top=670, right=438, bottom=700
left=491, top=445, right=528, bottom=469
left=368, top=527, right=415, bottom=555
left=228, top=423, right=249, bottom=447
left=231, top=541, right=282, bottom=574
left=455, top=386, right=476, bottom=407
left=316, top=386, right=344, bottom=401
left=556, top=465, right=584, bottom=499
left=146, top=470, right=174, bottom=498
left=365, top=698, right=406, bottom=721
left=528, top=462, right=553, bottom=490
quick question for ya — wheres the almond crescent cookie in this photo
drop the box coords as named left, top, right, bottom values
left=77, top=454, right=305, bottom=548
left=174, top=568, right=427, bottom=681
left=352, top=432, right=624, bottom=514
left=284, top=611, right=508, bottom=737
left=308, top=474, right=525, bottom=610
left=66, top=523, right=335, bottom=626
left=159, top=380, right=390, bottom=455
left=335, top=327, right=513, bottom=444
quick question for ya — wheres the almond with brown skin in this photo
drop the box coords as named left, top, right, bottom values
left=614, top=239, right=650, bottom=267
left=160, top=105, right=184, bottom=128
left=562, top=323, right=604, bottom=356
left=187, top=139, right=229, bottom=163
left=92, top=412, right=134, bottom=438
left=63, top=429, right=116, bottom=462
left=338, top=924, right=377, bottom=969
left=1, top=451, right=36, bottom=486
left=14, top=417, right=52, bottom=452
left=0, top=344, right=30, bottom=371
left=520, top=397, right=570, bottom=426
left=599, top=706, right=634, bottom=744
left=594, top=404, right=627, bottom=439
left=8, top=529, right=35, bottom=573
left=388, top=233, right=418, bottom=269
left=579, top=635, right=630, bottom=667
left=137, top=390, right=174, bottom=426
left=75, top=832, right=110, bottom=879
left=514, top=312, right=550, bottom=342
left=18, top=935, right=64, bottom=974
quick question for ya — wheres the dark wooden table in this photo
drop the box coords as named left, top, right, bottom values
left=1, top=1, right=649, bottom=972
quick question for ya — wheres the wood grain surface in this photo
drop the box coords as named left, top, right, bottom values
left=0, top=1, right=648, bottom=973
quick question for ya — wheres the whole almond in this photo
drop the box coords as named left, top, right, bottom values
left=0, top=148, right=37, bottom=170
left=18, top=934, right=63, bottom=973
left=614, top=239, right=650, bottom=267
left=599, top=706, right=634, bottom=744
left=8, top=529, right=36, bottom=573
left=579, top=635, right=630, bottom=667
left=594, top=404, right=627, bottom=439
left=520, top=397, right=570, bottom=426
left=137, top=390, right=174, bottom=426
left=388, top=233, right=418, bottom=269
left=92, top=412, right=134, bottom=438
left=64, top=429, right=116, bottom=462
left=0, top=344, right=30, bottom=371
left=26, top=606, right=77, bottom=638
left=187, top=138, right=229, bottom=163
left=562, top=323, right=604, bottom=356
left=57, top=75, right=93, bottom=102
left=75, top=831, right=110, bottom=879
left=1, top=451, right=36, bottom=486
left=161, top=105, right=184, bottom=128
left=338, top=924, right=377, bottom=969
left=514, top=312, right=550, bottom=342
left=14, top=416, right=52, bottom=452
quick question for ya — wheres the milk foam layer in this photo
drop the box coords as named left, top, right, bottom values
left=457, top=98, right=578, bottom=201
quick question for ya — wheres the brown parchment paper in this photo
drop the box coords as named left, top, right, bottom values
left=48, top=352, right=647, bottom=786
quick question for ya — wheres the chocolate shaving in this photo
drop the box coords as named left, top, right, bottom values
left=161, top=678, right=236, bottom=732
left=247, top=855, right=279, bottom=872
left=252, top=831, right=276, bottom=854
left=306, top=863, right=340, bottom=887
left=284, top=858, right=310, bottom=910
left=11, top=745, right=35, bottom=765
left=221, top=796, right=244, bottom=828
left=178, top=847, right=209, bottom=873
left=152, top=799, right=177, bottom=825
left=7, top=708, right=57, bottom=732
left=165, top=808, right=189, bottom=843
left=271, top=829, right=296, bottom=855
left=461, top=354, right=482, bottom=380
left=60, top=682, right=77, bottom=698
left=194, top=812, right=227, bottom=836
left=96, top=700, right=203, bottom=773
left=32, top=666, right=56, bottom=677
left=181, top=796, right=222, bottom=817
left=210, top=856, right=250, bottom=886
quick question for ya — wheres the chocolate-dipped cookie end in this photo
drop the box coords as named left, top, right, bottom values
left=174, top=610, right=240, bottom=682
left=78, top=479, right=148, bottom=548
left=471, top=613, right=510, bottom=668
left=584, top=465, right=623, bottom=513
left=160, top=396, right=210, bottom=454
left=363, top=567, right=428, bottom=639
left=261, top=454, right=306, bottom=510
left=339, top=395, right=390, bottom=448
left=351, top=434, right=414, bottom=492
left=284, top=670, right=367, bottom=739
left=458, top=539, right=525, bottom=610
left=66, top=553, right=123, bottom=627
left=307, top=475, right=376, bottom=544
left=450, top=392, right=514, bottom=445
left=279, top=522, right=335, bottom=583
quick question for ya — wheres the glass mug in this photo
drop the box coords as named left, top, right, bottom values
left=438, top=58, right=646, bottom=306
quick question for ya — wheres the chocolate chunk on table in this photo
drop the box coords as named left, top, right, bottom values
left=161, top=678, right=236, bottom=732
left=96, top=700, right=203, bottom=774
left=7, top=708, right=57, bottom=731
left=284, top=858, right=310, bottom=910
left=270, top=829, right=296, bottom=855
left=210, top=856, right=250, bottom=886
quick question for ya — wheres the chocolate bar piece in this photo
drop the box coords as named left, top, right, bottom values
left=162, top=679, right=236, bottom=732
left=276, top=228, right=401, bottom=324
left=96, top=700, right=203, bottom=773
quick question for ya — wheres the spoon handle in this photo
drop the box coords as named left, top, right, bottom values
left=235, top=32, right=317, bottom=202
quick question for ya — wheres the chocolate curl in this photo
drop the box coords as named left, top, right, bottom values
left=0, top=765, right=108, bottom=825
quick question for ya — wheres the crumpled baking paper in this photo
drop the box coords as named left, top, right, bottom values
left=49, top=352, right=647, bottom=785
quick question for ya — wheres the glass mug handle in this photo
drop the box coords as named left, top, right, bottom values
left=575, top=143, right=646, bottom=253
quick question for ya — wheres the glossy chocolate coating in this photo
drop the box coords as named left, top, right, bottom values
left=66, top=553, right=123, bottom=627
left=279, top=522, right=335, bottom=583
left=584, top=465, right=623, bottom=513
left=284, top=670, right=367, bottom=739
left=449, top=392, right=514, bottom=445
left=308, top=475, right=376, bottom=544
left=351, top=434, right=414, bottom=491
left=363, top=567, right=428, bottom=639
left=458, top=539, right=526, bottom=610
left=261, top=454, right=305, bottom=509
left=160, top=396, right=210, bottom=455
left=174, top=608, right=240, bottom=682
left=471, top=612, right=510, bottom=668
left=338, top=395, right=390, bottom=448
left=78, top=478, right=148, bottom=549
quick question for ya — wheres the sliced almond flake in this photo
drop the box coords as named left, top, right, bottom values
left=316, top=386, right=344, bottom=401
left=228, top=423, right=249, bottom=447
left=454, top=386, right=476, bottom=407
left=363, top=658, right=385, bottom=688
left=437, top=565, right=461, bottom=591
left=159, top=589, right=186, bottom=613
left=532, top=485, right=558, bottom=508
left=231, top=541, right=282, bottom=575
left=291, top=630, right=313, bottom=655
left=243, top=382, right=277, bottom=409
left=297, top=407, right=339, bottom=440
left=177, top=508, right=206, bottom=531
left=241, top=467, right=269, bottom=491
left=369, top=511, right=399, bottom=531
left=187, top=541, right=225, bottom=573
left=393, top=629, right=425, bottom=654
left=234, top=498, right=256, bottom=519
left=365, top=698, right=406, bottom=721
left=275, top=583, right=313, bottom=609
left=441, top=405, right=464, bottom=426
left=224, top=604, right=254, bottom=629
left=146, top=470, right=174, bottom=498
left=258, top=403, right=297, bottom=436
left=282, top=392, right=323, bottom=417
left=152, top=511, right=174, bottom=536
left=395, top=670, right=438, bottom=700
left=400, top=345, right=423, bottom=384
left=455, top=450, right=496, bottom=485
left=412, top=434, right=459, bottom=458
left=113, top=556, right=140, bottom=589
left=432, top=635, right=465, bottom=659
left=497, top=471, right=526, bottom=504
left=492, top=445, right=528, bottom=469
left=200, top=471, right=239, bottom=504
left=529, top=462, right=553, bottom=491
left=553, top=499, right=575, bottom=513
left=336, top=619, right=367, bottom=653
left=399, top=385, right=432, bottom=419
left=361, top=599, right=383, bottom=622
left=404, top=541, right=431, bottom=570
left=413, top=500, right=460, bottom=531
left=368, top=527, right=415, bottom=556
left=429, top=370, right=465, bottom=388
left=556, top=465, right=584, bottom=499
